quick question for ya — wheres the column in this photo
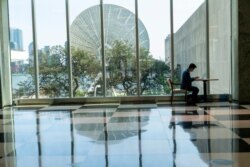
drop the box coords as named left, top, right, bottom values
left=0, top=0, right=12, bottom=108
left=232, top=0, right=250, bottom=103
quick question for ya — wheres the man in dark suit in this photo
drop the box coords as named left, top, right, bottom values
left=181, top=63, right=199, bottom=104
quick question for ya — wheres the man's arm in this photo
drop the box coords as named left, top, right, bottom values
left=191, top=76, right=200, bottom=81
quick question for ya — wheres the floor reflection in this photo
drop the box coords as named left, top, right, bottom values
left=0, top=103, right=250, bottom=166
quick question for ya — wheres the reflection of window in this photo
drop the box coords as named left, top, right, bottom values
left=14, top=111, right=39, bottom=166
left=40, top=112, right=72, bottom=165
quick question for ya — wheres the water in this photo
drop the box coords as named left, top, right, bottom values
left=11, top=74, right=31, bottom=89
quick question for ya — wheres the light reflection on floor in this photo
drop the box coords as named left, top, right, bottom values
left=0, top=102, right=250, bottom=167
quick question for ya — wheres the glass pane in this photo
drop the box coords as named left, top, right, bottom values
left=209, top=0, right=231, bottom=95
left=104, top=0, right=137, bottom=97
left=173, top=0, right=206, bottom=94
left=9, top=0, right=35, bottom=99
left=70, top=0, right=103, bottom=97
left=36, top=0, right=69, bottom=98
left=138, top=0, right=171, bottom=95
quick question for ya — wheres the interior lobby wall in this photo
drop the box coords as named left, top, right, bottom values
left=237, top=0, right=250, bottom=103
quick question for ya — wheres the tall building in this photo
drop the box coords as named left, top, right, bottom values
left=28, top=42, right=33, bottom=65
left=10, top=28, right=24, bottom=51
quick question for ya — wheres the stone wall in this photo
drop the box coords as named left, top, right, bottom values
left=166, top=1, right=231, bottom=95
left=238, top=0, right=250, bottom=103
left=173, top=3, right=206, bottom=94
left=209, top=0, right=231, bottom=94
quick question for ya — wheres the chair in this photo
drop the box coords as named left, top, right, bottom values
left=167, top=78, right=187, bottom=104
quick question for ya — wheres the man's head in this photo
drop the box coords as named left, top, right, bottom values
left=188, top=63, right=197, bottom=72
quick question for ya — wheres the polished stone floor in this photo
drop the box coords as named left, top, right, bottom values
left=0, top=102, right=250, bottom=167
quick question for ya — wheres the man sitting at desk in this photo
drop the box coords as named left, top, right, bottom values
left=181, top=63, right=199, bottom=104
